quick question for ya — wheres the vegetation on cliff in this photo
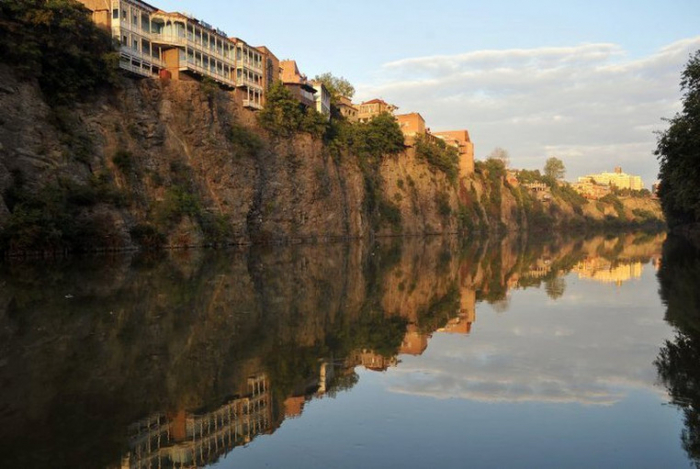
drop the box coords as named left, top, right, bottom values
left=656, top=49, right=700, bottom=230
left=0, top=0, right=118, bottom=104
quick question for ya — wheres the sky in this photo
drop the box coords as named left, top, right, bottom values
left=156, top=0, right=700, bottom=186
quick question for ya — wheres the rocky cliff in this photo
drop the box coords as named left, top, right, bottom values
left=0, top=65, right=664, bottom=253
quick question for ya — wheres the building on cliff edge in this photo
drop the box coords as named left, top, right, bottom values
left=77, top=0, right=275, bottom=110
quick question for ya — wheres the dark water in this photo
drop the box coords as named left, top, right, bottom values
left=0, top=232, right=698, bottom=468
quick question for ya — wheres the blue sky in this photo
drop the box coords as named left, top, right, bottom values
left=157, top=0, right=700, bottom=185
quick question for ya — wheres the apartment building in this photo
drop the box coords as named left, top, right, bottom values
left=79, top=0, right=163, bottom=78
left=77, top=0, right=267, bottom=109
left=433, top=130, right=475, bottom=176
left=257, top=45, right=281, bottom=106
left=357, top=99, right=398, bottom=122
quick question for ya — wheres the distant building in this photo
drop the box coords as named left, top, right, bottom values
left=357, top=98, right=398, bottom=122
left=433, top=130, right=475, bottom=177
left=572, top=179, right=611, bottom=200
left=578, top=166, right=643, bottom=191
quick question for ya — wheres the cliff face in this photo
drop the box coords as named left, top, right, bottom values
left=0, top=65, right=463, bottom=250
left=0, top=65, right=664, bottom=252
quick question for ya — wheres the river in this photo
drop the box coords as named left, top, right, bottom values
left=0, top=231, right=698, bottom=468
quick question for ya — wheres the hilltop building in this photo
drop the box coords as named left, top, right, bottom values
left=433, top=130, right=475, bottom=176
left=337, top=96, right=359, bottom=122
left=311, top=81, right=332, bottom=120
left=280, top=60, right=317, bottom=109
left=578, top=167, right=643, bottom=191
left=396, top=112, right=426, bottom=137
left=77, top=0, right=271, bottom=109
left=357, top=99, right=398, bottom=122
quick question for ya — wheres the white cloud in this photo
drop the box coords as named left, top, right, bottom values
left=357, top=37, right=700, bottom=185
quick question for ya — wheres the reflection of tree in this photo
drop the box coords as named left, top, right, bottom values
left=545, top=277, right=566, bottom=300
left=655, top=236, right=700, bottom=467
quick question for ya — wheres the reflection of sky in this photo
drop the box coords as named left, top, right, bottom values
left=221, top=260, right=689, bottom=469
left=389, top=262, right=671, bottom=405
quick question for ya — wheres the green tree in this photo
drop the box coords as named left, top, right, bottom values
left=544, top=157, right=566, bottom=181
left=313, top=72, right=355, bottom=102
left=656, top=50, right=700, bottom=228
left=257, top=81, right=328, bottom=138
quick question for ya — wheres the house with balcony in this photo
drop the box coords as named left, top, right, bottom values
left=149, top=10, right=237, bottom=88
left=230, top=37, right=265, bottom=109
left=256, top=45, right=280, bottom=106
left=280, top=60, right=316, bottom=109
left=79, top=0, right=164, bottom=78
left=77, top=0, right=270, bottom=110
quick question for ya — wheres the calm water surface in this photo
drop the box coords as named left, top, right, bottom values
left=1, top=232, right=699, bottom=468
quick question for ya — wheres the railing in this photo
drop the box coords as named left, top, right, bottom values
left=119, top=59, right=155, bottom=78
left=183, top=60, right=236, bottom=88
left=120, top=46, right=165, bottom=67
left=243, top=100, right=263, bottom=110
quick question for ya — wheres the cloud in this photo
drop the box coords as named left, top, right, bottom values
left=357, top=37, right=700, bottom=185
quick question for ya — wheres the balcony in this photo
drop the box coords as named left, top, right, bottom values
left=183, top=60, right=236, bottom=88
left=120, top=46, right=165, bottom=68
left=243, top=100, right=263, bottom=110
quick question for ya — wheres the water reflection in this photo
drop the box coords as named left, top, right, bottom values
left=655, top=236, right=700, bottom=467
left=0, top=231, right=668, bottom=468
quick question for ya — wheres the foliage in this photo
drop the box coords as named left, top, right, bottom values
left=257, top=81, right=328, bottom=138
left=656, top=50, right=700, bottom=228
left=414, top=134, right=460, bottom=183
left=0, top=0, right=119, bottom=104
left=1, top=175, right=126, bottom=254
left=516, top=169, right=545, bottom=184
left=599, top=193, right=625, bottom=217
left=544, top=157, right=566, bottom=180
left=551, top=183, right=587, bottom=208
left=312, top=72, right=355, bottom=102
left=226, top=123, right=263, bottom=156
left=351, top=112, right=405, bottom=160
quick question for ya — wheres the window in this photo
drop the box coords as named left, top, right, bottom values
left=132, top=12, right=138, bottom=26
left=133, top=39, right=138, bottom=51
left=112, top=9, right=118, bottom=19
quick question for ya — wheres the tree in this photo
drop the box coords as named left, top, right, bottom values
left=656, top=50, right=700, bottom=228
left=544, top=157, right=566, bottom=181
left=487, top=147, right=510, bottom=168
left=313, top=72, right=355, bottom=102
left=257, top=81, right=328, bottom=138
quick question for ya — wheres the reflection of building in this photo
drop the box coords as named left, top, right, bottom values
left=123, top=374, right=272, bottom=468
left=573, top=259, right=643, bottom=286
left=350, top=349, right=398, bottom=371
left=399, top=324, right=429, bottom=355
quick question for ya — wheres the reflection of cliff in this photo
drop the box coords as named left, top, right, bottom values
left=0, top=231, right=668, bottom=468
